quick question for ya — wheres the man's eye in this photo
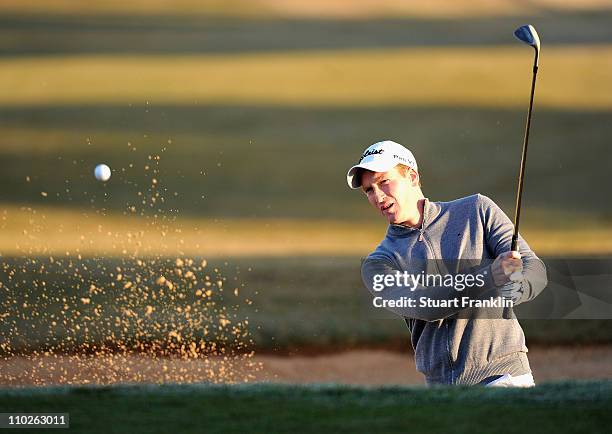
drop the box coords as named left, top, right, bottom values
left=381, top=179, right=389, bottom=184
left=365, top=188, right=373, bottom=194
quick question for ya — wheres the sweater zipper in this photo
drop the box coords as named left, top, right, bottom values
left=417, top=202, right=453, bottom=383
left=415, top=199, right=442, bottom=273
left=417, top=228, right=443, bottom=275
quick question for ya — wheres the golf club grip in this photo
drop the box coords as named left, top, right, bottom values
left=511, top=234, right=519, bottom=252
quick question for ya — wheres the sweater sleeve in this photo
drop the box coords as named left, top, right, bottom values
left=361, top=253, right=500, bottom=321
left=477, top=194, right=548, bottom=304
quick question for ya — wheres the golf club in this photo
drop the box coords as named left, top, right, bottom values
left=511, top=24, right=541, bottom=253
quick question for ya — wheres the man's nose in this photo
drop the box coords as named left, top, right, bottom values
left=373, top=188, right=386, bottom=203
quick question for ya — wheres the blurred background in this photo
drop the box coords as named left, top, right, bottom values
left=1, top=0, right=612, bottom=386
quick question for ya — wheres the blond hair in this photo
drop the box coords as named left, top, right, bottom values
left=396, top=164, right=421, bottom=187
left=357, top=164, right=422, bottom=188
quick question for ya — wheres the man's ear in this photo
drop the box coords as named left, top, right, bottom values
left=409, top=169, right=420, bottom=187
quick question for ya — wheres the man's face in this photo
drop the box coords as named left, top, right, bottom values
left=361, top=166, right=419, bottom=225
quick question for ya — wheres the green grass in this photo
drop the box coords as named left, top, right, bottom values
left=2, top=11, right=612, bottom=58
left=0, top=381, right=610, bottom=433
left=1, top=47, right=611, bottom=108
left=2, top=105, right=612, bottom=226
left=0, top=13, right=611, bottom=225
left=1, top=12, right=612, bottom=225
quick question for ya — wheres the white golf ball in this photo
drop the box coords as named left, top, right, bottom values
left=94, top=164, right=112, bottom=182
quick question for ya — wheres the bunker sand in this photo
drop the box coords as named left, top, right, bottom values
left=2, top=346, right=611, bottom=387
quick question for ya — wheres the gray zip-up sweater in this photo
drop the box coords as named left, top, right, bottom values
left=361, top=194, right=547, bottom=385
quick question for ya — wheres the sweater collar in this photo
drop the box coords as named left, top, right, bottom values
left=386, top=198, right=441, bottom=236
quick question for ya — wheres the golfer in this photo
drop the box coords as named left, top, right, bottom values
left=347, top=140, right=547, bottom=387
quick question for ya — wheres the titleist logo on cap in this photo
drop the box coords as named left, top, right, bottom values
left=359, top=148, right=384, bottom=163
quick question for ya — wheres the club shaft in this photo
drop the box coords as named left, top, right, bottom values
left=511, top=60, right=538, bottom=252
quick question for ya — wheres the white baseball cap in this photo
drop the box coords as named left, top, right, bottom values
left=346, top=140, right=418, bottom=189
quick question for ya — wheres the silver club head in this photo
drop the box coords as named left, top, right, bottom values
left=514, top=24, right=540, bottom=52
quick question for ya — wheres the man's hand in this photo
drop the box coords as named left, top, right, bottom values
left=492, top=251, right=523, bottom=286
left=500, top=280, right=526, bottom=304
